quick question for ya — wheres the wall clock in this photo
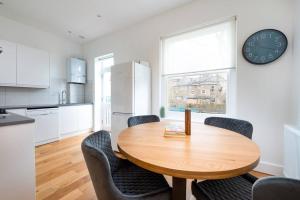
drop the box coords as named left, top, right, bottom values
left=242, top=29, right=288, bottom=65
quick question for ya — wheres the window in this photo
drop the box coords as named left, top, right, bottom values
left=161, top=19, right=236, bottom=120
left=166, top=71, right=228, bottom=114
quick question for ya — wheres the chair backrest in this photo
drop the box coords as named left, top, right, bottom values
left=81, top=131, right=124, bottom=200
left=127, top=115, right=160, bottom=127
left=253, top=177, right=300, bottom=200
left=204, top=117, right=253, bottom=139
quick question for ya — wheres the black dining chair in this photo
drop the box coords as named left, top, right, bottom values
left=204, top=117, right=253, bottom=139
left=192, top=117, right=255, bottom=200
left=252, top=177, right=300, bottom=200
left=127, top=115, right=160, bottom=127
left=192, top=176, right=300, bottom=200
left=82, top=130, right=171, bottom=200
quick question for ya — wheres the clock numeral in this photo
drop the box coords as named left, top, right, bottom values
left=276, top=42, right=282, bottom=47
left=275, top=36, right=282, bottom=42
left=248, top=42, right=255, bottom=47
left=245, top=48, right=251, bottom=52
left=268, top=53, right=274, bottom=59
left=261, top=56, right=266, bottom=62
left=248, top=53, right=253, bottom=58
left=269, top=33, right=272, bottom=39
left=260, top=33, right=267, bottom=39
left=275, top=49, right=280, bottom=54
left=252, top=36, right=259, bottom=42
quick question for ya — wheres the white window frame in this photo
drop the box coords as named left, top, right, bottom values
left=160, top=18, right=237, bottom=122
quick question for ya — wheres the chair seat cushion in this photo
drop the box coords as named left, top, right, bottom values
left=192, top=174, right=257, bottom=200
left=112, top=161, right=170, bottom=196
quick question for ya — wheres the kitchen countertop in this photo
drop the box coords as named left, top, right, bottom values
left=0, top=113, right=35, bottom=127
left=0, top=103, right=93, bottom=110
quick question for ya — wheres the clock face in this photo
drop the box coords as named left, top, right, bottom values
left=242, top=29, right=288, bottom=65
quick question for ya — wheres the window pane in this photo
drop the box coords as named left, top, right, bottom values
left=163, top=20, right=236, bottom=75
left=167, top=71, right=227, bottom=114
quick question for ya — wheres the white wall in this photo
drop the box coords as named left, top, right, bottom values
left=291, top=0, right=300, bottom=127
left=83, top=0, right=294, bottom=175
left=0, top=16, right=82, bottom=106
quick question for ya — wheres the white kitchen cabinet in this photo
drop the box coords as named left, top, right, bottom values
left=77, top=105, right=93, bottom=131
left=27, top=108, right=59, bottom=146
left=17, top=45, right=50, bottom=88
left=59, top=106, right=78, bottom=136
left=0, top=40, right=17, bottom=86
left=59, top=105, right=93, bottom=137
left=0, top=123, right=35, bottom=200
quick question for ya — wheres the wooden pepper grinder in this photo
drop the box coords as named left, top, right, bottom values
left=185, top=109, right=191, bottom=135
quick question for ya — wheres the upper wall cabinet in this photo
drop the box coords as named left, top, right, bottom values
left=17, top=45, right=50, bottom=88
left=0, top=40, right=17, bottom=86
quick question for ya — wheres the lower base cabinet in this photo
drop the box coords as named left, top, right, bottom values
left=59, top=105, right=93, bottom=137
left=7, top=105, right=93, bottom=143
left=0, top=123, right=35, bottom=200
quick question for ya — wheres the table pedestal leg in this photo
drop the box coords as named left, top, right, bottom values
left=172, top=177, right=186, bottom=200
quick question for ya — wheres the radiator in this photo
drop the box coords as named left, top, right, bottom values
left=284, top=125, right=300, bottom=179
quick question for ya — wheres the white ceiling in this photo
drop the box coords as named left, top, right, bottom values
left=0, top=0, right=193, bottom=43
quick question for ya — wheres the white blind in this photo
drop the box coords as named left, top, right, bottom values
left=162, top=19, right=236, bottom=75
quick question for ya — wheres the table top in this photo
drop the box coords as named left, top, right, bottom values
left=117, top=121, right=260, bottom=180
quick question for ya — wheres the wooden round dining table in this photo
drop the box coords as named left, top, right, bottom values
left=117, top=120, right=260, bottom=200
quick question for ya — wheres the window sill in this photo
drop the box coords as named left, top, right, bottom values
left=161, top=117, right=204, bottom=123
left=162, top=112, right=228, bottom=123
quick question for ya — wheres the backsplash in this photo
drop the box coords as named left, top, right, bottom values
left=0, top=78, right=85, bottom=106
left=84, top=80, right=93, bottom=103
left=67, top=83, right=85, bottom=104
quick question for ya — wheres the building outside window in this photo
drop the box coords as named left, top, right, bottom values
left=161, top=18, right=236, bottom=121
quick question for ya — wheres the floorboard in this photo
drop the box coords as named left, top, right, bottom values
left=36, top=133, right=97, bottom=200
left=36, top=133, right=270, bottom=200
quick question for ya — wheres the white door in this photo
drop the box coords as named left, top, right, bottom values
left=95, top=54, right=114, bottom=131
left=0, top=40, right=17, bottom=85
left=101, top=67, right=111, bottom=130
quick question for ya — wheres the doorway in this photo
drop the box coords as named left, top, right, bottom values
left=94, top=53, right=114, bottom=131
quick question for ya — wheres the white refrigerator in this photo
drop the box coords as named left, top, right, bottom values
left=111, top=61, right=151, bottom=151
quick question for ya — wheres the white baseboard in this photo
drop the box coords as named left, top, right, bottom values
left=255, top=161, right=283, bottom=176
left=35, top=137, right=60, bottom=146
left=60, top=128, right=92, bottom=139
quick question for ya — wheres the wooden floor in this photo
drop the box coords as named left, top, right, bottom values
left=36, top=133, right=97, bottom=200
left=36, top=133, right=269, bottom=200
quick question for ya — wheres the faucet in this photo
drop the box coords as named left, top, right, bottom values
left=61, top=90, right=67, bottom=104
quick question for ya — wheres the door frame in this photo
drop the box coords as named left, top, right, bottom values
left=101, top=66, right=111, bottom=130
left=93, top=53, right=114, bottom=131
